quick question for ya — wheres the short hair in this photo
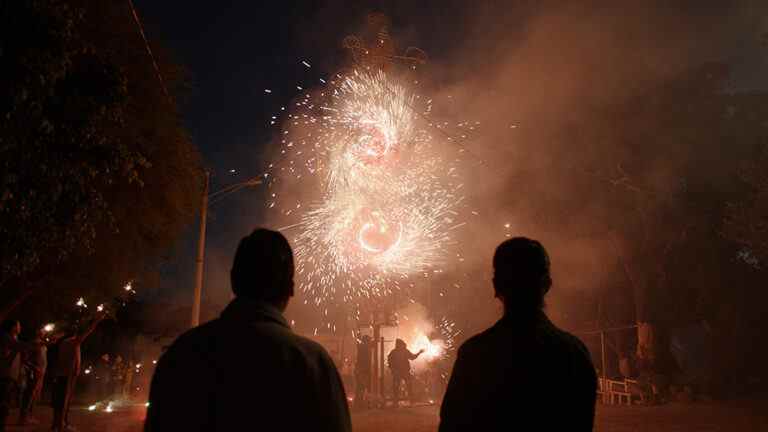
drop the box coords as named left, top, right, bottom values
left=230, top=228, right=294, bottom=302
left=493, top=237, right=552, bottom=310
left=0, top=319, right=19, bottom=334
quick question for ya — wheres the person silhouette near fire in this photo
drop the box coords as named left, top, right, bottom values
left=388, top=338, right=424, bottom=403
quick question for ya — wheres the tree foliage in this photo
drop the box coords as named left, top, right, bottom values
left=0, top=0, right=202, bottom=312
left=724, top=146, right=768, bottom=267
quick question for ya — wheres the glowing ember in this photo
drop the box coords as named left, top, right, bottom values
left=76, top=297, right=87, bottom=308
left=124, top=281, right=135, bottom=293
left=96, top=304, right=104, bottom=312
left=88, top=405, right=97, bottom=412
left=43, top=323, right=55, bottom=333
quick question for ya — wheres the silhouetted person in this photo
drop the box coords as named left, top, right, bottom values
left=388, top=338, right=424, bottom=402
left=18, top=326, right=49, bottom=426
left=94, top=354, right=112, bottom=401
left=51, top=312, right=106, bottom=432
left=145, top=229, right=352, bottom=432
left=439, top=237, right=597, bottom=432
left=110, top=355, right=125, bottom=399
left=354, top=335, right=373, bottom=408
left=0, top=320, right=35, bottom=432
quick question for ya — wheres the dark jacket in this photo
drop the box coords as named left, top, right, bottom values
left=387, top=347, right=419, bottom=376
left=439, top=312, right=597, bottom=432
left=145, top=298, right=352, bottom=432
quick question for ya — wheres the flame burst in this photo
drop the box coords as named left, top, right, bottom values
left=268, top=70, right=464, bottom=307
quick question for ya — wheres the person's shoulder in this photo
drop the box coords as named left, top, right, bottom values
left=456, top=324, right=499, bottom=356
left=544, top=321, right=592, bottom=361
left=160, top=319, right=223, bottom=362
left=287, top=332, right=335, bottom=364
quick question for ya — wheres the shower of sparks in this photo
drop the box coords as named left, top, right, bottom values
left=411, top=333, right=443, bottom=359
left=267, top=69, right=465, bottom=308
left=436, top=316, right=461, bottom=358
left=404, top=316, right=461, bottom=370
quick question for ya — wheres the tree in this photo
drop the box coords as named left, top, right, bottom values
left=724, top=146, right=768, bottom=268
left=0, top=0, right=203, bottom=317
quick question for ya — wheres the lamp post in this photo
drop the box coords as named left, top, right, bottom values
left=190, top=173, right=263, bottom=327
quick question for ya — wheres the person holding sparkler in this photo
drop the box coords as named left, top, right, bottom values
left=18, top=324, right=54, bottom=426
left=387, top=338, right=424, bottom=404
left=50, top=311, right=107, bottom=432
left=145, top=229, right=351, bottom=432
left=439, top=238, right=597, bottom=432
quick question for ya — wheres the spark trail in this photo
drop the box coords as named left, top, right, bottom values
left=267, top=70, right=465, bottom=308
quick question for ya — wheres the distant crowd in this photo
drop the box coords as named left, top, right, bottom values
left=0, top=311, right=104, bottom=431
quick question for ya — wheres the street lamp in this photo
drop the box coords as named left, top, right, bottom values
left=191, top=172, right=263, bottom=327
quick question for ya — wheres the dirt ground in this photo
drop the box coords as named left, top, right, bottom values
left=5, top=399, right=768, bottom=431
left=353, top=401, right=768, bottom=432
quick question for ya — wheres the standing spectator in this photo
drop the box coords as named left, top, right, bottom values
left=0, top=320, right=38, bottom=432
left=18, top=326, right=49, bottom=425
left=146, top=228, right=351, bottom=432
left=51, top=313, right=106, bottom=432
left=94, top=354, right=112, bottom=401
left=354, top=335, right=373, bottom=408
left=439, top=238, right=597, bottom=432
left=122, top=362, right=134, bottom=400
left=111, top=355, right=124, bottom=399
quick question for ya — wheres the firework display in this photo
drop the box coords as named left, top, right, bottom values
left=268, top=70, right=464, bottom=307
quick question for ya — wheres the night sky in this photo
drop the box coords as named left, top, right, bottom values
left=132, top=1, right=768, bottom=305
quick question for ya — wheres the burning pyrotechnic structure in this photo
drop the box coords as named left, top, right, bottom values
left=268, top=70, right=464, bottom=307
left=392, top=302, right=461, bottom=371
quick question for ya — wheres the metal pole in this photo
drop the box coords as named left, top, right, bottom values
left=600, top=330, right=608, bottom=403
left=191, top=171, right=210, bottom=328
left=379, top=332, right=385, bottom=401
left=372, top=319, right=380, bottom=397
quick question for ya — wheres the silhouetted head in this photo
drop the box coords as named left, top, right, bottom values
left=231, top=228, right=295, bottom=310
left=493, top=237, right=552, bottom=315
left=395, top=338, right=407, bottom=349
left=0, top=319, right=20, bottom=338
